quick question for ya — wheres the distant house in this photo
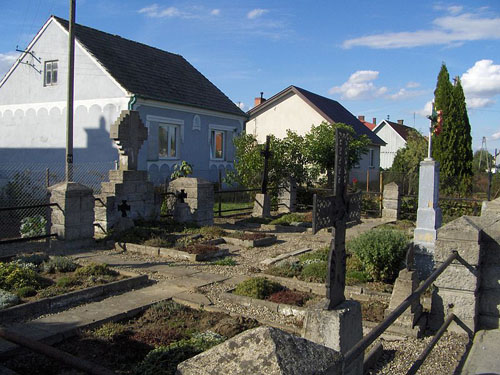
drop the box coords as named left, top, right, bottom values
left=0, top=16, right=246, bottom=186
left=246, top=85, right=385, bottom=184
left=357, top=115, right=377, bottom=131
left=373, top=119, right=419, bottom=169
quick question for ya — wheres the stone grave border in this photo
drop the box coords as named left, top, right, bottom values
left=0, top=269, right=148, bottom=323
left=115, top=242, right=229, bottom=262
left=222, top=234, right=277, bottom=247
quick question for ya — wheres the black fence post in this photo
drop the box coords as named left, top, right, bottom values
left=218, top=170, right=222, bottom=217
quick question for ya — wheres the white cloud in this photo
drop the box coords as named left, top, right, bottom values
left=247, top=9, right=268, bottom=20
left=343, top=9, right=500, bottom=49
left=235, top=102, right=246, bottom=110
left=462, top=59, right=500, bottom=108
left=329, top=70, right=387, bottom=100
left=138, top=4, right=181, bottom=18
left=416, top=100, right=433, bottom=117
left=491, top=131, right=500, bottom=140
left=406, top=81, right=420, bottom=88
left=389, top=88, right=425, bottom=100
left=211, top=9, right=220, bottom=16
left=0, top=52, right=18, bottom=79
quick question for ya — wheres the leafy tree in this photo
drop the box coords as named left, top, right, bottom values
left=473, top=150, right=494, bottom=174
left=303, top=122, right=370, bottom=187
left=432, top=65, right=473, bottom=195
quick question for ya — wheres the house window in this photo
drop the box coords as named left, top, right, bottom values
left=158, top=124, right=179, bottom=158
left=369, top=149, right=375, bottom=168
left=210, top=130, right=225, bottom=160
left=44, top=61, right=58, bottom=86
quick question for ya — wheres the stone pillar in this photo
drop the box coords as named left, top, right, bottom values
left=252, top=193, right=271, bottom=218
left=384, top=268, right=424, bottom=337
left=303, top=300, right=363, bottom=375
left=413, top=158, right=442, bottom=278
left=168, top=177, right=214, bottom=226
left=49, top=182, right=94, bottom=241
left=278, top=178, right=297, bottom=213
left=431, top=216, right=482, bottom=334
left=382, top=182, right=400, bottom=220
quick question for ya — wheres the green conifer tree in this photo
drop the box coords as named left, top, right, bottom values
left=432, top=64, right=453, bottom=163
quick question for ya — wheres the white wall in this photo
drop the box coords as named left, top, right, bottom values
left=374, top=123, right=407, bottom=169
left=246, top=92, right=325, bottom=142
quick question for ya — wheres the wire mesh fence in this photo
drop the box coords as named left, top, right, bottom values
left=0, top=161, right=114, bottom=241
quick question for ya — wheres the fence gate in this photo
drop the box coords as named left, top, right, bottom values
left=312, top=191, right=362, bottom=234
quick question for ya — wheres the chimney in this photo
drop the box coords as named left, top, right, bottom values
left=358, top=115, right=365, bottom=122
left=372, top=118, right=376, bottom=125
left=397, top=119, right=404, bottom=125
left=254, top=92, right=266, bottom=107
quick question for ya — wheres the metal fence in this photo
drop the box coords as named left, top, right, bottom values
left=0, top=161, right=113, bottom=241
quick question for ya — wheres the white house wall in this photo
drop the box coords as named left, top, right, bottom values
left=375, top=124, right=407, bottom=169
left=0, top=19, right=129, bottom=165
left=246, top=93, right=325, bottom=142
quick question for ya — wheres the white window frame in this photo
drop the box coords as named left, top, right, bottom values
left=44, top=60, right=58, bottom=86
left=210, top=129, right=225, bottom=160
left=208, top=124, right=237, bottom=162
left=158, top=123, right=180, bottom=159
left=369, top=148, right=375, bottom=168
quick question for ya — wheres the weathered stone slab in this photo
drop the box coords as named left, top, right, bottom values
left=177, top=326, right=343, bottom=375
left=223, top=234, right=277, bottom=248
left=252, top=193, right=271, bottom=218
left=260, top=248, right=312, bottom=266
left=433, top=262, right=479, bottom=292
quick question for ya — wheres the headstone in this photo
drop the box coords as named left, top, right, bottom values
left=413, top=158, right=442, bottom=278
left=382, top=182, right=400, bottom=220
left=168, top=177, right=214, bottom=226
left=278, top=177, right=297, bottom=213
left=303, top=129, right=363, bottom=375
left=252, top=193, right=271, bottom=218
left=177, top=326, right=343, bottom=375
left=49, top=181, right=94, bottom=242
left=94, top=110, right=159, bottom=234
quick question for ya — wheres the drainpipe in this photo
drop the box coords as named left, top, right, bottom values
left=128, top=94, right=137, bottom=110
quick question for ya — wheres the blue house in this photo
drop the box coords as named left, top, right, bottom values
left=0, top=16, right=246, bottom=186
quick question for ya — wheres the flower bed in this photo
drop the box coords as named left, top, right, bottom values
left=3, top=301, right=259, bottom=375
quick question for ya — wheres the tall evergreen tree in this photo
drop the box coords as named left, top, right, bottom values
left=432, top=64, right=453, bottom=163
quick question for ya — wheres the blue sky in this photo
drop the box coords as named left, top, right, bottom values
left=1, top=0, right=500, bottom=155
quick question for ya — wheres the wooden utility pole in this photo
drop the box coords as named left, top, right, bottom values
left=65, top=0, right=76, bottom=181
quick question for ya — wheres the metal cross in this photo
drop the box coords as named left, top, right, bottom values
left=325, top=128, right=350, bottom=310
left=260, top=135, right=273, bottom=194
left=118, top=200, right=131, bottom=218
left=176, top=189, right=188, bottom=203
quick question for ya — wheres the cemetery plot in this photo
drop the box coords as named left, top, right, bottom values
left=225, top=212, right=312, bottom=232
left=222, top=231, right=277, bottom=247
left=2, top=301, right=259, bottom=375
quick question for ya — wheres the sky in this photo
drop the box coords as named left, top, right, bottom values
left=1, top=0, right=500, bottom=156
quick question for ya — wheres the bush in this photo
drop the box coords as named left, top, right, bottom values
left=15, top=253, right=49, bottom=268
left=298, top=248, right=329, bottom=263
left=233, top=277, right=283, bottom=300
left=348, top=229, right=408, bottom=282
left=15, top=286, right=37, bottom=298
left=0, top=262, right=42, bottom=291
left=300, top=261, right=327, bottom=283
left=0, top=289, right=20, bottom=309
left=133, top=331, right=225, bottom=375
left=43, top=256, right=79, bottom=273
left=266, top=261, right=302, bottom=278
left=56, top=276, right=80, bottom=288
left=75, top=263, right=117, bottom=277
left=19, top=215, right=47, bottom=238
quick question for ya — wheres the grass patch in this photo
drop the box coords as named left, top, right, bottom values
left=234, top=277, right=283, bottom=299
left=211, top=257, right=237, bottom=266
left=269, top=212, right=311, bottom=226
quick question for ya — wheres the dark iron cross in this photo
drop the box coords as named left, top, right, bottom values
left=118, top=200, right=131, bottom=218
left=325, top=128, right=350, bottom=310
left=260, top=135, right=273, bottom=194
left=176, top=189, right=188, bottom=203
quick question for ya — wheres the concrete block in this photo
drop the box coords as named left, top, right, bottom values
left=435, top=238, right=481, bottom=265
left=433, top=263, right=479, bottom=292
left=431, top=287, right=477, bottom=333
left=252, top=193, right=271, bottom=218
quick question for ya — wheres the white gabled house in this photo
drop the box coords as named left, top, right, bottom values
left=373, top=119, right=419, bottom=169
left=246, top=85, right=386, bottom=185
left=0, top=16, right=246, bottom=186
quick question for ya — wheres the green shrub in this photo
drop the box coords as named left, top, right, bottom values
left=56, top=276, right=80, bottom=288
left=348, top=229, right=408, bottom=282
left=0, top=289, right=20, bottom=309
left=233, top=277, right=283, bottom=300
left=269, top=213, right=307, bottom=226
left=19, top=215, right=47, bottom=238
left=211, top=257, right=236, bottom=266
left=266, top=261, right=302, bottom=278
left=346, top=270, right=370, bottom=285
left=300, top=261, right=327, bottom=283
left=15, top=286, right=37, bottom=298
left=133, top=331, right=225, bottom=375
left=42, top=256, right=79, bottom=273
left=15, top=253, right=49, bottom=267
left=298, top=247, right=329, bottom=264
left=0, top=262, right=42, bottom=291
left=75, top=263, right=117, bottom=277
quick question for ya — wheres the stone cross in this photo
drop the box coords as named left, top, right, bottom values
left=110, top=110, right=148, bottom=171
left=260, top=135, right=273, bottom=194
left=325, top=128, right=350, bottom=310
left=176, top=189, right=188, bottom=203
left=118, top=200, right=131, bottom=217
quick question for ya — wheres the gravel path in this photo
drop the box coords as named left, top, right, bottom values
left=79, top=218, right=470, bottom=374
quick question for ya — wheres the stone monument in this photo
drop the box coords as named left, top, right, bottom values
left=303, top=128, right=363, bottom=375
left=278, top=177, right=297, bottom=213
left=382, top=182, right=401, bottom=220
left=95, top=110, right=159, bottom=234
left=168, top=177, right=214, bottom=226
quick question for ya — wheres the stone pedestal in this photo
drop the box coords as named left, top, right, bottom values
left=414, top=158, right=442, bottom=278
left=303, top=300, right=363, bottom=375
left=174, top=202, right=192, bottom=223
left=382, top=182, right=400, bottom=220
left=278, top=178, right=297, bottom=213
left=252, top=193, right=271, bottom=218
left=384, top=269, right=424, bottom=337
left=168, top=177, right=214, bottom=226
left=49, top=182, right=95, bottom=241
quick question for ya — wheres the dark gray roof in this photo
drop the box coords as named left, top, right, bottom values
left=248, top=85, right=385, bottom=146
left=53, top=16, right=246, bottom=117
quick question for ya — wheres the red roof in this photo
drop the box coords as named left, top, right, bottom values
left=361, top=121, right=376, bottom=130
